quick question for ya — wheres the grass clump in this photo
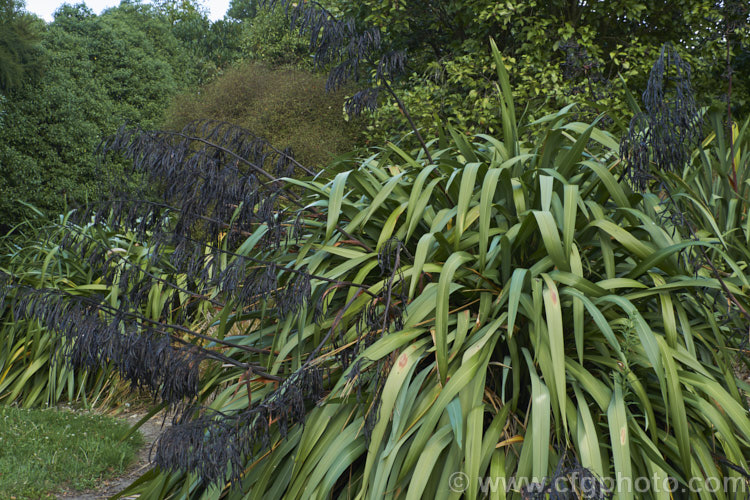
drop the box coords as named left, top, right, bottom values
left=0, top=405, right=142, bottom=499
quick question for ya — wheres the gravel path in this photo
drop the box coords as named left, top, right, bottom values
left=57, top=412, right=168, bottom=500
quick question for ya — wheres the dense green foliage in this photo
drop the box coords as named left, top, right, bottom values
left=0, top=0, right=42, bottom=93
left=314, top=0, right=749, bottom=146
left=0, top=210, right=161, bottom=407
left=0, top=1, right=206, bottom=228
left=227, top=0, right=256, bottom=20
left=670, top=111, right=750, bottom=297
left=0, top=405, right=142, bottom=499
left=154, top=0, right=243, bottom=75
left=2, top=1, right=750, bottom=498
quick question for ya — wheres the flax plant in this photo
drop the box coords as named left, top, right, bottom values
left=92, top=42, right=750, bottom=499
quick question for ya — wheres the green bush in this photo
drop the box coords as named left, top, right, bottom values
left=162, top=62, right=365, bottom=169
left=307, top=0, right=749, bottom=150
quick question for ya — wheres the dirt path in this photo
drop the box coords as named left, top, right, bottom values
left=57, top=412, right=168, bottom=500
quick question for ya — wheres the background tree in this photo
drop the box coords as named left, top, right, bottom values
left=227, top=0, right=257, bottom=20
left=0, top=1, right=203, bottom=228
left=143, top=0, right=244, bottom=76
left=161, top=62, right=364, bottom=167
left=0, top=0, right=42, bottom=94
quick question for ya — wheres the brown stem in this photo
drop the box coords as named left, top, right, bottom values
left=378, top=78, right=455, bottom=205
left=381, top=80, right=434, bottom=165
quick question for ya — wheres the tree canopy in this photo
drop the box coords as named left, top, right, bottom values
left=0, top=1, right=204, bottom=226
left=0, top=0, right=42, bottom=94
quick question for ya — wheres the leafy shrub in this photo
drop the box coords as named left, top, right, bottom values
left=154, top=0, right=244, bottom=80
left=269, top=0, right=749, bottom=150
left=659, top=111, right=750, bottom=292
left=227, top=0, right=257, bottom=21
left=0, top=0, right=43, bottom=94
left=21, top=44, right=744, bottom=499
left=161, top=62, right=365, bottom=169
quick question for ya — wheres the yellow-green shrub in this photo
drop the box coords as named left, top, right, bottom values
left=162, top=62, right=366, bottom=169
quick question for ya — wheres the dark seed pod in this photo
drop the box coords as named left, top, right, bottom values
left=621, top=43, right=702, bottom=192
left=153, top=364, right=324, bottom=486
